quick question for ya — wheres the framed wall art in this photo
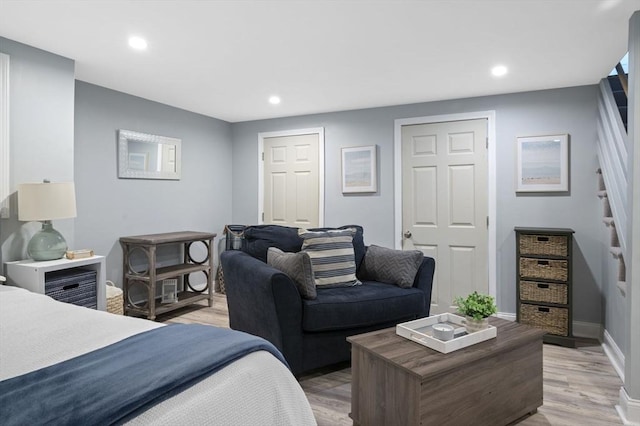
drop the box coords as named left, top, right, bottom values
left=516, top=134, right=569, bottom=193
left=341, top=145, right=377, bottom=193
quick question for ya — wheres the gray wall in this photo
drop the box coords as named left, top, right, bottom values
left=231, top=86, right=605, bottom=325
left=0, top=38, right=75, bottom=264
left=74, top=81, right=233, bottom=284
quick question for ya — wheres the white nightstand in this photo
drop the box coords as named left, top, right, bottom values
left=4, top=256, right=106, bottom=310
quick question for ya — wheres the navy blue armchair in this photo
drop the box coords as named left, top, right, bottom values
left=220, top=225, right=435, bottom=376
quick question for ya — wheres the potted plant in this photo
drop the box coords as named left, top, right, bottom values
left=454, top=291, right=497, bottom=333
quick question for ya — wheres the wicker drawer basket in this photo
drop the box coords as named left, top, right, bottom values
left=520, top=304, right=568, bottom=336
left=519, top=258, right=568, bottom=281
left=519, top=234, right=568, bottom=257
left=519, top=280, right=568, bottom=304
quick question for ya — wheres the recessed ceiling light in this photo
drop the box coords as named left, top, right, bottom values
left=269, top=96, right=281, bottom=105
left=491, top=65, right=508, bottom=77
left=128, top=36, right=148, bottom=50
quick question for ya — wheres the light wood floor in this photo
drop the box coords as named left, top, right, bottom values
left=158, top=294, right=624, bottom=425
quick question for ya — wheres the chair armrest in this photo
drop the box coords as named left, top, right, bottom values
left=220, top=251, right=304, bottom=369
left=413, top=256, right=435, bottom=317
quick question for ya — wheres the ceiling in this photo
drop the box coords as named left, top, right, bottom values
left=1, top=0, right=638, bottom=123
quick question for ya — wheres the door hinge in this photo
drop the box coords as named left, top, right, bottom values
left=486, top=216, right=489, bottom=228
left=486, top=137, right=488, bottom=149
left=262, top=212, right=264, bottom=222
left=261, top=152, right=264, bottom=161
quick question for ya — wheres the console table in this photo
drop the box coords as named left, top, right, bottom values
left=120, top=231, right=216, bottom=320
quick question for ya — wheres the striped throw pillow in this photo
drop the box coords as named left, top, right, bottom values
left=298, top=228, right=361, bottom=288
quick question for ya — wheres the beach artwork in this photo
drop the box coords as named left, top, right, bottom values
left=342, top=145, right=377, bottom=193
left=516, top=134, right=568, bottom=192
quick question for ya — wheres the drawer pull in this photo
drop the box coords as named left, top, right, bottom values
left=538, top=307, right=550, bottom=313
left=537, top=283, right=550, bottom=289
left=63, top=283, right=80, bottom=291
left=537, top=236, right=549, bottom=242
left=537, top=260, right=549, bottom=266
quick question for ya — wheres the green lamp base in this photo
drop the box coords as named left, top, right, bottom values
left=27, top=221, right=68, bottom=261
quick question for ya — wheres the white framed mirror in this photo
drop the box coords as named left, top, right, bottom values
left=118, top=129, right=182, bottom=180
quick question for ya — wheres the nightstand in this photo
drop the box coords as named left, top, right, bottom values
left=4, top=256, right=106, bottom=310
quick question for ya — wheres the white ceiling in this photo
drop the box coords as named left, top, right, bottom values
left=1, top=0, right=638, bottom=123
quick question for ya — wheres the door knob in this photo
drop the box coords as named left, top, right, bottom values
left=404, top=230, right=412, bottom=238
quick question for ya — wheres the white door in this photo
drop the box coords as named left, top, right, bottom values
left=401, top=119, right=488, bottom=314
left=262, top=133, right=320, bottom=228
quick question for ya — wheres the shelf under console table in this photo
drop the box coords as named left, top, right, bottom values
left=119, top=231, right=216, bottom=320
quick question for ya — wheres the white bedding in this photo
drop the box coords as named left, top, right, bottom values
left=0, top=285, right=316, bottom=425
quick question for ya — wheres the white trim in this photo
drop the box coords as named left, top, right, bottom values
left=0, top=53, right=9, bottom=219
left=497, top=312, right=516, bottom=321
left=603, top=329, right=626, bottom=382
left=572, top=320, right=603, bottom=340
left=257, top=127, right=325, bottom=226
left=617, top=387, right=640, bottom=425
left=393, top=111, right=497, bottom=298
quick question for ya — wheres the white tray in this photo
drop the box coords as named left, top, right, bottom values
left=396, top=313, right=497, bottom=354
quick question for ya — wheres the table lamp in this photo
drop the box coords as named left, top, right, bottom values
left=18, top=180, right=77, bottom=261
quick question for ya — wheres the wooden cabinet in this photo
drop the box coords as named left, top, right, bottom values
left=4, top=256, right=106, bottom=310
left=515, top=227, right=575, bottom=347
left=120, top=231, right=216, bottom=320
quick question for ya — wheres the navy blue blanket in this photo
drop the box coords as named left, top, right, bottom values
left=0, top=324, right=288, bottom=425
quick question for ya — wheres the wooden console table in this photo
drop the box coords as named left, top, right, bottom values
left=120, top=231, right=216, bottom=320
left=348, top=318, right=545, bottom=426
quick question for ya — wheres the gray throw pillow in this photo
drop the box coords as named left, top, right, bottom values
left=267, top=247, right=317, bottom=299
left=360, top=245, right=423, bottom=288
left=298, top=228, right=361, bottom=288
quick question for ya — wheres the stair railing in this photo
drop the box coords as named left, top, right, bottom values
left=616, top=62, right=629, bottom=96
left=597, top=78, right=629, bottom=260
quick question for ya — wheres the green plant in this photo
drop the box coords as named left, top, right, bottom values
left=454, top=291, right=497, bottom=320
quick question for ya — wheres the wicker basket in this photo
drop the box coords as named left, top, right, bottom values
left=519, top=258, right=568, bottom=281
left=106, top=281, right=124, bottom=315
left=519, top=281, right=567, bottom=304
left=214, top=264, right=226, bottom=294
left=519, top=234, right=568, bottom=257
left=520, top=304, right=568, bottom=336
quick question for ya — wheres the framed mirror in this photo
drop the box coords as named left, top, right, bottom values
left=118, top=129, right=182, bottom=180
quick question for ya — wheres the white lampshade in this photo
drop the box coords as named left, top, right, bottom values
left=18, top=182, right=77, bottom=221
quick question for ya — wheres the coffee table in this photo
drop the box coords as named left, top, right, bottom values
left=347, top=317, right=545, bottom=426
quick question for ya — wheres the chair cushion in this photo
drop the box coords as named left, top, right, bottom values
left=302, top=281, right=426, bottom=332
left=242, top=225, right=302, bottom=262
left=299, top=228, right=361, bottom=288
left=267, top=247, right=316, bottom=300
left=359, top=245, right=424, bottom=288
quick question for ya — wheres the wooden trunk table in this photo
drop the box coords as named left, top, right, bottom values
left=347, top=318, right=545, bottom=426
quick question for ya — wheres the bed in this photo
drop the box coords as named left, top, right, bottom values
left=0, top=285, right=317, bottom=425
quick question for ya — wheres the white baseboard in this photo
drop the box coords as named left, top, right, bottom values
left=496, top=312, right=515, bottom=321
left=573, top=320, right=603, bottom=340
left=603, top=329, right=626, bottom=381
left=617, top=387, right=640, bottom=425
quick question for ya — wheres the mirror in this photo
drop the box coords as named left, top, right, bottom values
left=118, top=129, right=182, bottom=180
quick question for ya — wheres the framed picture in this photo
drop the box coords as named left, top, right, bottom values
left=161, top=279, right=178, bottom=304
left=516, top=134, right=569, bottom=193
left=341, top=145, right=377, bottom=193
